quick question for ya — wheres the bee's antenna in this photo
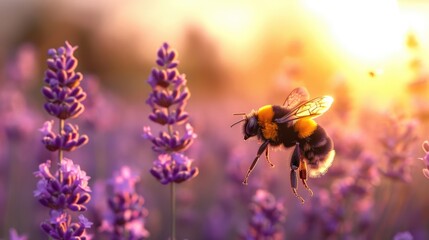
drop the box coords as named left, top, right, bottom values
left=230, top=118, right=246, bottom=128
left=231, top=112, right=247, bottom=128
left=231, top=112, right=250, bottom=128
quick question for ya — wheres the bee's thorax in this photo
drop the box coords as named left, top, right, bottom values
left=257, top=105, right=278, bottom=141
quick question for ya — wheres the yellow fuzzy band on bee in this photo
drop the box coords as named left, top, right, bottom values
left=257, top=105, right=274, bottom=123
left=294, top=118, right=318, bottom=138
left=257, top=105, right=278, bottom=140
left=261, top=122, right=278, bottom=140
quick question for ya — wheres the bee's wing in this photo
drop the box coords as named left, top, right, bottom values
left=282, top=87, right=310, bottom=110
left=275, top=96, right=334, bottom=124
left=309, top=150, right=335, bottom=178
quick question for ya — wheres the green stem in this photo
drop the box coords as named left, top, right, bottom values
left=373, top=180, right=394, bottom=238
left=58, top=118, right=65, bottom=181
left=166, top=106, right=176, bottom=240
left=168, top=122, right=176, bottom=240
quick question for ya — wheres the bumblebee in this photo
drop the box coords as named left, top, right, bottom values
left=231, top=87, right=335, bottom=203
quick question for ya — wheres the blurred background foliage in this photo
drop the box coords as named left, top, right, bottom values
left=2, top=0, right=429, bottom=239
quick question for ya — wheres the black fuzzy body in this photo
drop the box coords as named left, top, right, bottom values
left=297, top=125, right=333, bottom=167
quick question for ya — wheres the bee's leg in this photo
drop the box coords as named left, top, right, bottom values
left=290, top=169, right=304, bottom=203
left=299, top=158, right=314, bottom=196
left=265, top=147, right=275, bottom=167
left=291, top=143, right=304, bottom=203
left=243, top=140, right=270, bottom=185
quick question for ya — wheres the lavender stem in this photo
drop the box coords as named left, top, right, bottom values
left=171, top=182, right=176, bottom=240
left=144, top=42, right=199, bottom=239
left=166, top=106, right=176, bottom=240
left=58, top=118, right=64, bottom=181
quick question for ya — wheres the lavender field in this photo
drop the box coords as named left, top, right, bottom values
left=1, top=1, right=429, bottom=239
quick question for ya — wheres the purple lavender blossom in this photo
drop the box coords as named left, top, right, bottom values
left=42, top=41, right=86, bottom=120
left=0, top=88, right=39, bottom=141
left=143, top=42, right=198, bottom=184
left=146, top=43, right=189, bottom=126
left=100, top=166, right=149, bottom=239
left=302, top=152, right=379, bottom=239
left=109, top=166, right=141, bottom=193
left=9, top=228, right=28, bottom=240
left=150, top=153, right=198, bottom=184
left=40, top=120, right=89, bottom=152
left=40, top=211, right=92, bottom=240
left=242, top=189, right=285, bottom=240
left=1, top=44, right=39, bottom=140
left=34, top=159, right=91, bottom=212
left=6, top=43, right=37, bottom=89
left=143, top=123, right=196, bottom=153
left=393, top=231, right=414, bottom=240
left=333, top=153, right=380, bottom=198
left=419, top=140, right=429, bottom=179
left=302, top=189, right=343, bottom=237
left=379, top=115, right=417, bottom=182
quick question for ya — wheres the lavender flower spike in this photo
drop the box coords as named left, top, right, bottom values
left=143, top=42, right=198, bottom=184
left=242, top=189, right=285, bottom=240
left=146, top=43, right=190, bottom=127
left=143, top=42, right=198, bottom=240
left=419, top=140, right=429, bottom=179
left=100, top=166, right=150, bottom=239
left=36, top=41, right=92, bottom=239
left=379, top=115, right=417, bottom=182
left=42, top=41, right=86, bottom=119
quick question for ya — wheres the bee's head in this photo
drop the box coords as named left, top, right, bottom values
left=243, top=113, right=259, bottom=140
left=231, top=110, right=259, bottom=140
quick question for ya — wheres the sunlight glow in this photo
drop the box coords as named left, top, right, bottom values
left=303, top=0, right=404, bottom=64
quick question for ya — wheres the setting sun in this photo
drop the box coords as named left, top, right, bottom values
left=303, top=0, right=404, bottom=64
